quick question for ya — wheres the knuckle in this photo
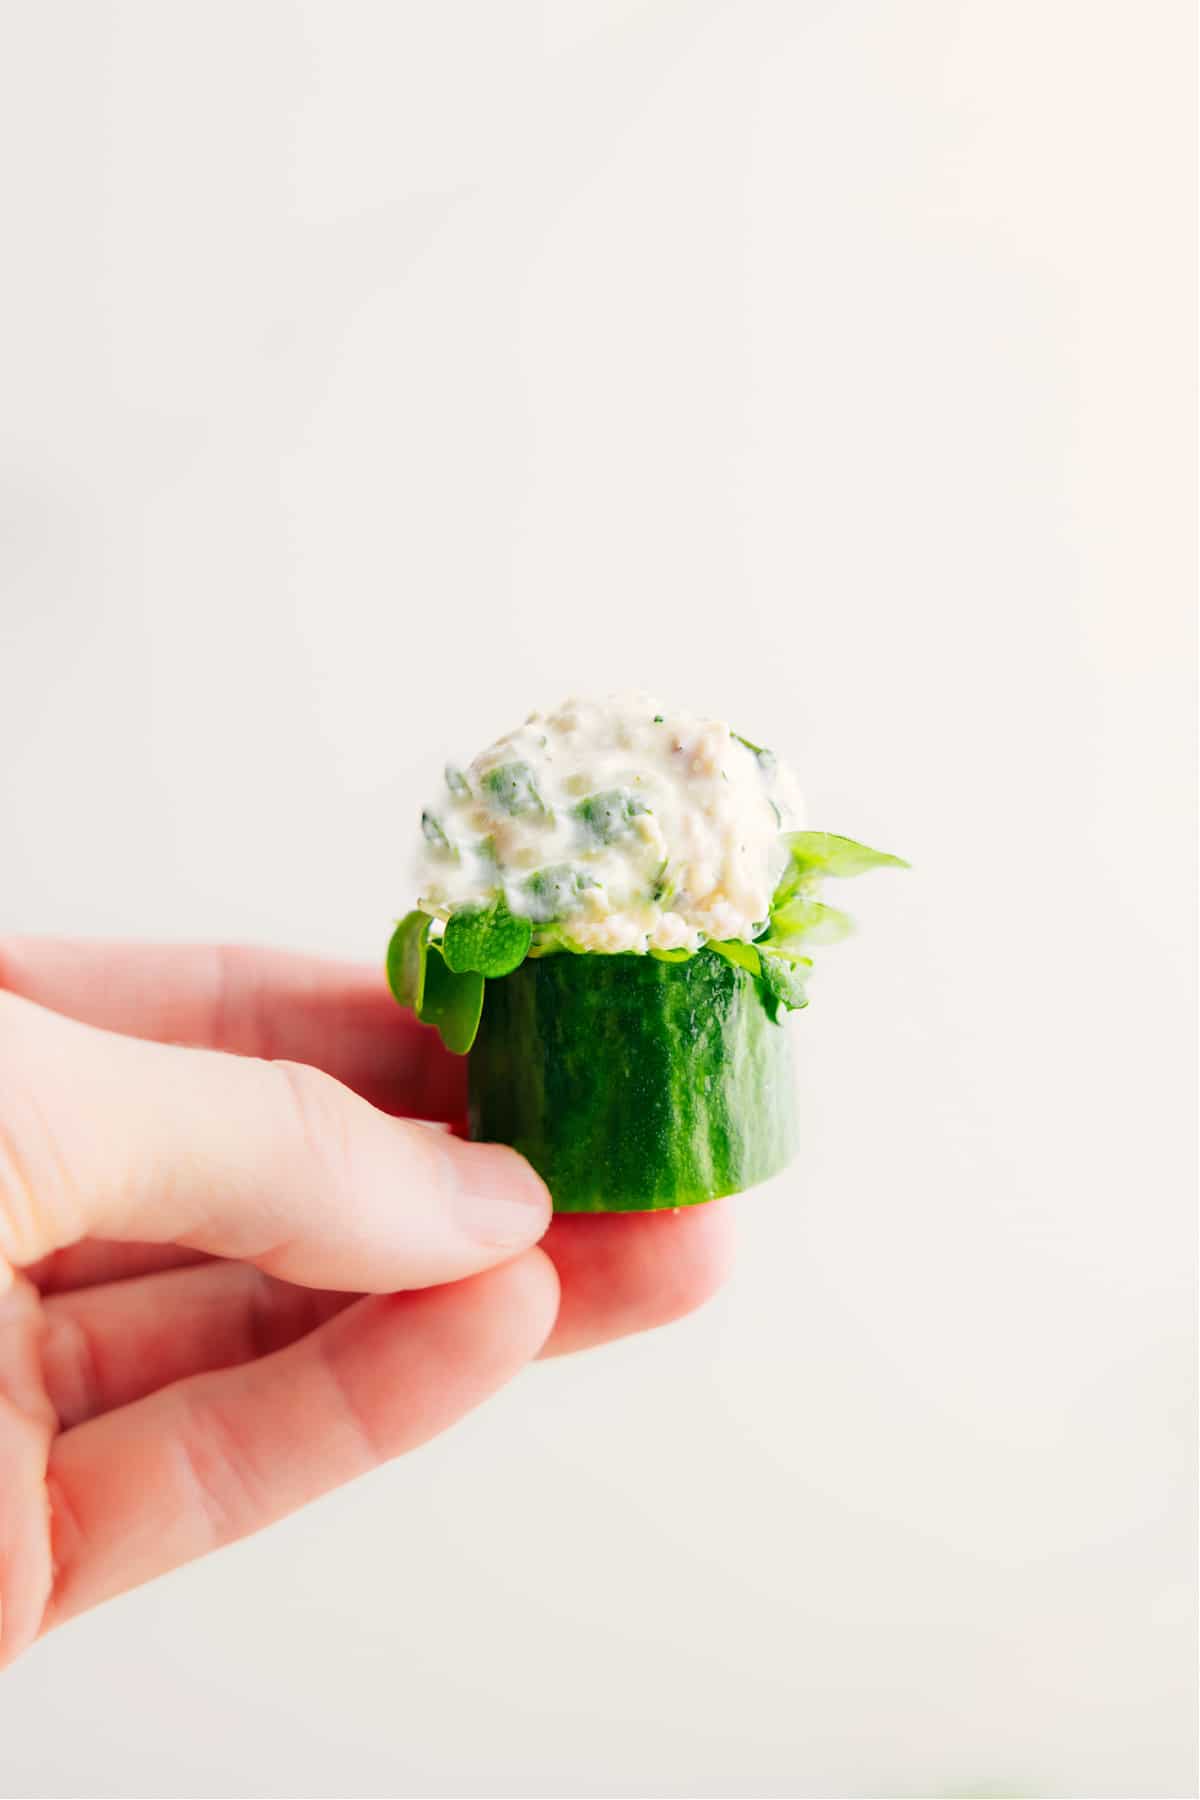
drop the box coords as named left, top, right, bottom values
left=0, top=1122, right=39, bottom=1270
left=207, top=943, right=273, bottom=1059
left=271, top=1059, right=357, bottom=1199
left=313, top=1326, right=389, bottom=1469
left=0, top=1280, right=58, bottom=1663
left=0, top=1001, right=80, bottom=1269
left=173, top=1390, right=263, bottom=1551
left=39, top=1309, right=102, bottom=1431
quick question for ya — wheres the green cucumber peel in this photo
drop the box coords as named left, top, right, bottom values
left=442, top=896, right=533, bottom=977
left=468, top=948, right=799, bottom=1210
left=386, top=911, right=486, bottom=1053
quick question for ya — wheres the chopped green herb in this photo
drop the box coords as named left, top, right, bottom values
left=445, top=765, right=470, bottom=798
left=650, top=860, right=674, bottom=905
left=572, top=788, right=648, bottom=845
left=421, top=810, right=454, bottom=854
left=523, top=864, right=598, bottom=923
left=733, top=731, right=777, bottom=776
left=483, top=761, right=546, bottom=817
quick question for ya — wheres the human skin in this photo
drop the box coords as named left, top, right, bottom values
left=0, top=939, right=733, bottom=1667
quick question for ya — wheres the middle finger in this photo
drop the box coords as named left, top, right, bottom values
left=40, top=1203, right=735, bottom=1425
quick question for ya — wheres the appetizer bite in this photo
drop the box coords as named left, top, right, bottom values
left=387, top=695, right=903, bottom=1211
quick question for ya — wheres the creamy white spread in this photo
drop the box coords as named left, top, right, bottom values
left=415, top=693, right=804, bottom=954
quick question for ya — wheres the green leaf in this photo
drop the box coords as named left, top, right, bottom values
left=758, top=948, right=812, bottom=1017
left=767, top=896, right=855, bottom=948
left=648, top=945, right=692, bottom=963
left=757, top=937, right=815, bottom=963
left=442, top=896, right=533, bottom=977
left=445, top=765, right=470, bottom=798
left=572, top=788, right=649, bottom=844
left=708, top=938, right=762, bottom=976
left=385, top=911, right=432, bottom=1012
left=386, top=911, right=487, bottom=1053
left=783, top=830, right=907, bottom=876
left=775, top=829, right=906, bottom=899
left=420, top=945, right=485, bottom=1054
left=483, top=761, right=546, bottom=816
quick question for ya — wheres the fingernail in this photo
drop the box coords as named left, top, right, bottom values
left=441, top=1138, right=551, bottom=1247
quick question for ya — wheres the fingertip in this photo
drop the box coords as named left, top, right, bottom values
left=346, top=1249, right=560, bottom=1430
left=239, top=1071, right=552, bottom=1294
left=509, top=1244, right=562, bottom=1356
left=437, top=1137, right=553, bottom=1254
left=671, top=1196, right=737, bottom=1311
left=454, top=1246, right=561, bottom=1363
left=623, top=1197, right=737, bottom=1326
left=539, top=1197, right=736, bottom=1356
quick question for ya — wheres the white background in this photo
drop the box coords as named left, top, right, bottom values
left=0, top=3, right=1195, bottom=1796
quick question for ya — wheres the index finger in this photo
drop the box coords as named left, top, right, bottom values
left=0, top=938, right=464, bottom=1123
left=0, top=991, right=549, bottom=1292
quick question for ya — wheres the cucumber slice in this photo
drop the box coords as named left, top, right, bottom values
left=467, top=947, right=798, bottom=1212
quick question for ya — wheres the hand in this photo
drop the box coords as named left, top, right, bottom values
left=0, top=940, right=732, bottom=1666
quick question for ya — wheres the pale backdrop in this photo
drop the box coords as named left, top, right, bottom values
left=0, top=3, right=1195, bottom=1796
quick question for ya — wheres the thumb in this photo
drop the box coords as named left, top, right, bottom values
left=0, top=991, right=550, bottom=1291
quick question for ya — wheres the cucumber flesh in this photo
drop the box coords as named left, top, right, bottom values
left=467, top=948, right=798, bottom=1212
